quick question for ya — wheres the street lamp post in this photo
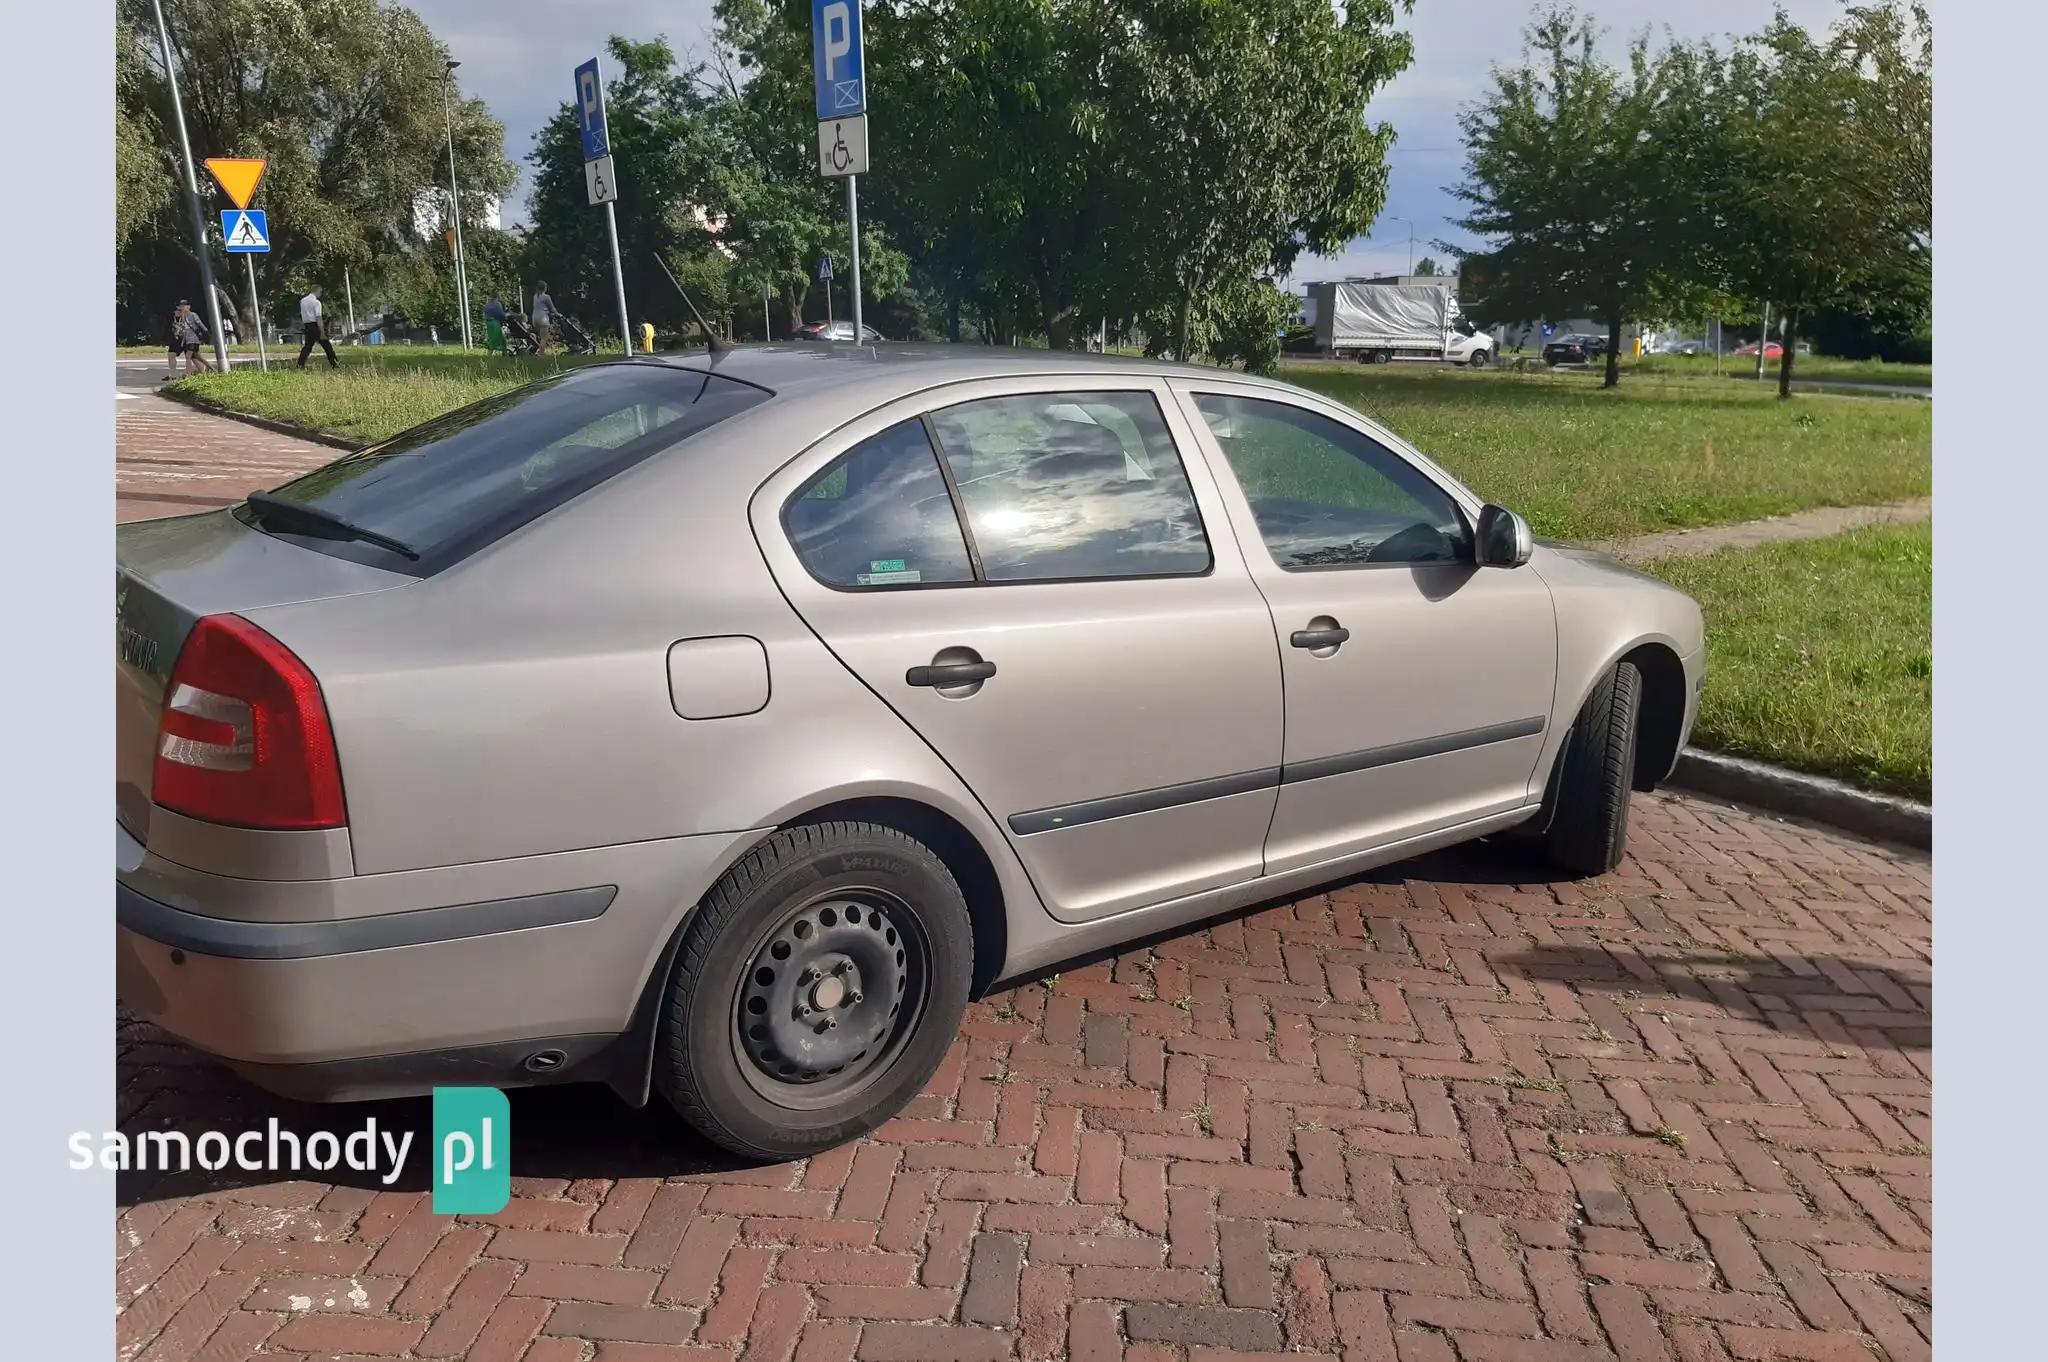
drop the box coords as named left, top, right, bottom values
left=150, top=0, right=230, bottom=371
left=1384, top=217, right=1416, bottom=275
left=442, top=59, right=473, bottom=349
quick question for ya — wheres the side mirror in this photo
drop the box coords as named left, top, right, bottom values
left=1474, top=504, right=1532, bottom=568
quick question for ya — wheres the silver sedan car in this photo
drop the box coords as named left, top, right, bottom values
left=116, top=346, right=1703, bottom=1157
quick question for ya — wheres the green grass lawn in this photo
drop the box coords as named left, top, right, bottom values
left=165, top=351, right=606, bottom=444
left=1281, top=363, right=1930, bottom=542
left=1646, top=522, right=1931, bottom=799
left=1628, top=352, right=1932, bottom=387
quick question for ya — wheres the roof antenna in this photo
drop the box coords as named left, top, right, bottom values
left=652, top=254, right=728, bottom=353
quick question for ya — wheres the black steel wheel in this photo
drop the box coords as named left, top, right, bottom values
left=655, top=821, right=973, bottom=1159
left=731, top=888, right=927, bottom=1109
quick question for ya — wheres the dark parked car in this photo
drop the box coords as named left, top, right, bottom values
left=1542, top=333, right=1609, bottom=366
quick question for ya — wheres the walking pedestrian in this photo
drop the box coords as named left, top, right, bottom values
left=297, top=285, right=339, bottom=369
left=483, top=290, right=507, bottom=355
left=176, top=303, right=214, bottom=375
left=166, top=301, right=189, bottom=379
left=531, top=281, right=556, bottom=354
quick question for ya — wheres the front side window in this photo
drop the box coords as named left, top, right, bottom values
left=1192, top=394, right=1469, bottom=569
left=927, top=392, right=1210, bottom=582
left=784, top=418, right=975, bottom=588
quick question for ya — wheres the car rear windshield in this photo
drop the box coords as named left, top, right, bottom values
left=237, top=364, right=771, bottom=573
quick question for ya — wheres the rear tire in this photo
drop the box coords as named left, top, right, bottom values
left=654, top=821, right=972, bottom=1160
left=1544, top=661, right=1643, bottom=877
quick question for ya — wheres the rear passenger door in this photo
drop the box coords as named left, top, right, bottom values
left=753, top=378, right=1283, bottom=923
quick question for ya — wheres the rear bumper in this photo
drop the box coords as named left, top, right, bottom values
left=116, top=819, right=760, bottom=1100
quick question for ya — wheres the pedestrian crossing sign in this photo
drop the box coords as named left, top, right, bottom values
left=221, top=209, right=270, bottom=253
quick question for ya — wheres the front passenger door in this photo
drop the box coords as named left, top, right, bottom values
left=1177, top=386, right=1558, bottom=874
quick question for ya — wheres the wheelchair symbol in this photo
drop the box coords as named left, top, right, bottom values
left=830, top=125, right=853, bottom=173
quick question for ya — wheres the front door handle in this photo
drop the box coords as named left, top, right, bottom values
left=906, top=660, right=997, bottom=687
left=1290, top=626, right=1351, bottom=650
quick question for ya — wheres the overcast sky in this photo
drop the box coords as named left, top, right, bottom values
left=409, top=0, right=1855, bottom=285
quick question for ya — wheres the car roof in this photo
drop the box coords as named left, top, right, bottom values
left=626, top=342, right=1291, bottom=412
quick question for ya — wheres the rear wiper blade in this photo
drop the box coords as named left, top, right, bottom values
left=244, top=491, right=421, bottom=560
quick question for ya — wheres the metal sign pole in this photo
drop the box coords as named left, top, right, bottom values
left=763, top=284, right=771, bottom=341
left=606, top=201, right=633, bottom=355
left=442, top=63, right=472, bottom=349
left=825, top=267, right=833, bottom=328
left=151, top=0, right=228, bottom=371
left=345, top=267, right=357, bottom=341
left=846, top=175, right=865, bottom=342
left=244, top=255, right=267, bottom=371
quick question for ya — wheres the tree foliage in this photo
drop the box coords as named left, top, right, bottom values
left=1450, top=8, right=1711, bottom=386
left=1717, top=3, right=1931, bottom=394
left=115, top=0, right=516, bottom=336
left=1451, top=3, right=1931, bottom=392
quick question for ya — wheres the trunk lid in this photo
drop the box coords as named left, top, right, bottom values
left=116, top=511, right=414, bottom=839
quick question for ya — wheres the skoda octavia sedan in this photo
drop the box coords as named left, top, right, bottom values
left=116, top=347, right=1703, bottom=1158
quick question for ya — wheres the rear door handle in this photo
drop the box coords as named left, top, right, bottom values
left=1290, top=627, right=1351, bottom=649
left=906, top=660, right=997, bottom=687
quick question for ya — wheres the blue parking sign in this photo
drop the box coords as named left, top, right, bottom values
left=812, top=0, right=866, bottom=120
left=575, top=58, right=609, bottom=162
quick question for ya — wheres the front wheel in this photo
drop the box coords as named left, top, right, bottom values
left=654, top=821, right=973, bottom=1159
left=1468, top=349, right=1490, bottom=368
left=1543, top=661, right=1643, bottom=877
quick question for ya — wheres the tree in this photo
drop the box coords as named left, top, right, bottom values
left=115, top=26, right=174, bottom=257
left=1412, top=256, right=1439, bottom=277
left=1716, top=4, right=1930, bottom=396
left=115, top=0, right=516, bottom=336
left=696, top=3, right=909, bottom=337
left=1109, top=0, right=1415, bottom=359
left=523, top=37, right=727, bottom=341
left=1203, top=278, right=1301, bottom=375
left=1450, top=8, right=1713, bottom=386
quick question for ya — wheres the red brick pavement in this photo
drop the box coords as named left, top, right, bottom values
left=115, top=793, right=1932, bottom=1362
left=116, top=391, right=335, bottom=523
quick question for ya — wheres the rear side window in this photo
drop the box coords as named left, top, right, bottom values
left=243, top=365, right=770, bottom=572
left=927, top=392, right=1210, bottom=582
left=785, top=419, right=975, bottom=588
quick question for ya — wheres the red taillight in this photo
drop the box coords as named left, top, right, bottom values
left=152, top=614, right=347, bottom=830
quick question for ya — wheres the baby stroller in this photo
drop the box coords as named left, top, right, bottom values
left=500, top=312, right=539, bottom=356
left=555, top=314, right=598, bottom=356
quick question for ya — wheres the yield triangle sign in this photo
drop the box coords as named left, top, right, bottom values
left=225, top=210, right=269, bottom=250
left=204, top=157, right=267, bottom=210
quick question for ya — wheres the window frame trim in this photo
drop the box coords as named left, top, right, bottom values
left=1167, top=378, right=1486, bottom=576
left=770, top=379, right=1222, bottom=594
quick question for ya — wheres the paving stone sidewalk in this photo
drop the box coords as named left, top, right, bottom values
left=116, top=792, right=1932, bottom=1362
left=116, top=392, right=332, bottom=524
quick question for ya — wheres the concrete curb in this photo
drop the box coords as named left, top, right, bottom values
left=159, top=389, right=367, bottom=452
left=1668, top=748, right=1930, bottom=850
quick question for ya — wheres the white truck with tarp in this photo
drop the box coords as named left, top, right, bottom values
left=1307, top=280, right=1492, bottom=366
